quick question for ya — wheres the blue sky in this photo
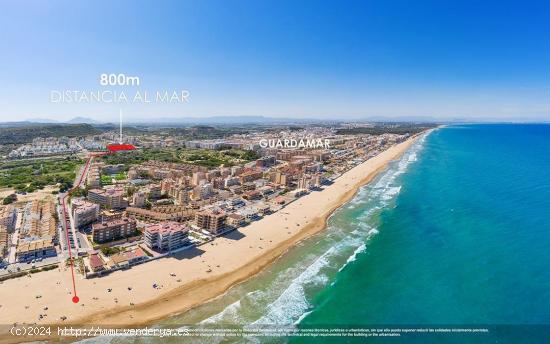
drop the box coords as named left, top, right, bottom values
left=1, top=0, right=550, bottom=121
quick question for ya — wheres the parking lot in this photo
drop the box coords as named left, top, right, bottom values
left=0, top=256, right=60, bottom=277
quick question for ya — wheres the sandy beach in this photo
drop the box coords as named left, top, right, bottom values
left=0, top=135, right=419, bottom=340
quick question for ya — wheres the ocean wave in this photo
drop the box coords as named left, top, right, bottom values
left=358, top=135, right=426, bottom=208
left=380, top=186, right=402, bottom=201
left=346, top=140, right=423, bottom=210
left=246, top=246, right=340, bottom=326
left=342, top=243, right=366, bottom=267
left=182, top=132, right=431, bottom=334
left=200, top=300, right=243, bottom=324
left=288, top=132, right=429, bottom=325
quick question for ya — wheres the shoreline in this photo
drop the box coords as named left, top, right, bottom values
left=78, top=134, right=421, bottom=326
left=0, top=133, right=421, bottom=342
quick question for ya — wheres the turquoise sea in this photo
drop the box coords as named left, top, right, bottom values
left=97, top=124, right=550, bottom=344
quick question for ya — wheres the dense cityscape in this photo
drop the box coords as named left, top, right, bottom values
left=0, top=123, right=422, bottom=281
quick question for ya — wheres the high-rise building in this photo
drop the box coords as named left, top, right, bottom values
left=192, top=183, right=213, bottom=200
left=144, top=221, right=190, bottom=252
left=192, top=172, right=206, bottom=186
left=132, top=191, right=146, bottom=208
left=71, top=198, right=100, bottom=228
left=195, top=210, right=226, bottom=235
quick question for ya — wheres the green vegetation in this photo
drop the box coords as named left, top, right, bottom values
left=160, top=125, right=250, bottom=140
left=0, top=124, right=101, bottom=145
left=100, top=246, right=121, bottom=256
left=40, top=264, right=58, bottom=272
left=100, top=147, right=259, bottom=169
left=65, top=257, right=74, bottom=267
left=99, top=172, right=126, bottom=186
left=100, top=175, right=113, bottom=185
left=181, top=148, right=259, bottom=168
left=0, top=156, right=83, bottom=193
left=69, top=188, right=87, bottom=198
left=100, top=148, right=179, bottom=165
left=336, top=123, right=438, bottom=136
left=114, top=172, right=126, bottom=180
left=65, top=257, right=83, bottom=270
left=126, top=186, right=136, bottom=197
left=0, top=271, right=27, bottom=282
left=2, top=193, right=16, bottom=205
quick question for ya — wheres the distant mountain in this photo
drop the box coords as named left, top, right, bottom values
left=23, top=118, right=59, bottom=124
left=0, top=123, right=102, bottom=144
left=2, top=115, right=448, bottom=128
left=361, top=115, right=440, bottom=123
left=67, top=116, right=101, bottom=124
left=127, top=115, right=337, bottom=126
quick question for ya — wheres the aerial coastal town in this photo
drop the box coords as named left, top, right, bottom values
left=0, top=122, right=429, bottom=282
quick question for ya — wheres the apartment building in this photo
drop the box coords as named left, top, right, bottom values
left=195, top=209, right=227, bottom=235
left=91, top=217, right=137, bottom=243
left=71, top=198, right=99, bottom=228
left=226, top=213, right=246, bottom=228
left=192, top=183, right=213, bottom=200
left=144, top=184, right=161, bottom=200
left=144, top=221, right=190, bottom=252
left=15, top=238, right=56, bottom=262
left=255, top=156, right=276, bottom=168
left=20, top=200, right=56, bottom=240
left=86, top=163, right=102, bottom=188
left=0, top=205, right=16, bottom=232
left=224, top=176, right=240, bottom=188
left=0, top=226, right=8, bottom=263
left=239, top=170, right=263, bottom=184
left=132, top=191, right=146, bottom=208
left=269, top=170, right=291, bottom=186
left=191, top=172, right=206, bottom=186
left=88, top=187, right=128, bottom=209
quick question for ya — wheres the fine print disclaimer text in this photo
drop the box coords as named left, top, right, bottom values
left=8, top=325, right=492, bottom=339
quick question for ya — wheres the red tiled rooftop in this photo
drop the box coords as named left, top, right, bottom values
left=126, top=247, right=145, bottom=260
left=89, top=254, right=104, bottom=269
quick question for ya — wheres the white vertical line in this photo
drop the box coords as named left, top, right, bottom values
left=119, top=109, right=123, bottom=144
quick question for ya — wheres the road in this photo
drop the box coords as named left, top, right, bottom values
left=58, top=155, right=95, bottom=255
left=58, top=151, right=108, bottom=255
left=2, top=151, right=107, bottom=279
left=7, top=210, right=22, bottom=264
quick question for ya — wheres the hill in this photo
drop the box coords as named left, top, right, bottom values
left=0, top=123, right=102, bottom=145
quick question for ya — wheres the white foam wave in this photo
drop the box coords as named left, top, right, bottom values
left=172, top=132, right=433, bottom=333
left=381, top=186, right=402, bottom=201
left=343, top=243, right=366, bottom=266
left=200, top=299, right=242, bottom=324
left=247, top=246, right=337, bottom=326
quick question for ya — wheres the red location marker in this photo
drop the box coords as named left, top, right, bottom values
left=106, top=143, right=136, bottom=152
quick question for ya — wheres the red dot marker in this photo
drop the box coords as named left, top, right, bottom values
left=72, top=296, right=80, bottom=303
